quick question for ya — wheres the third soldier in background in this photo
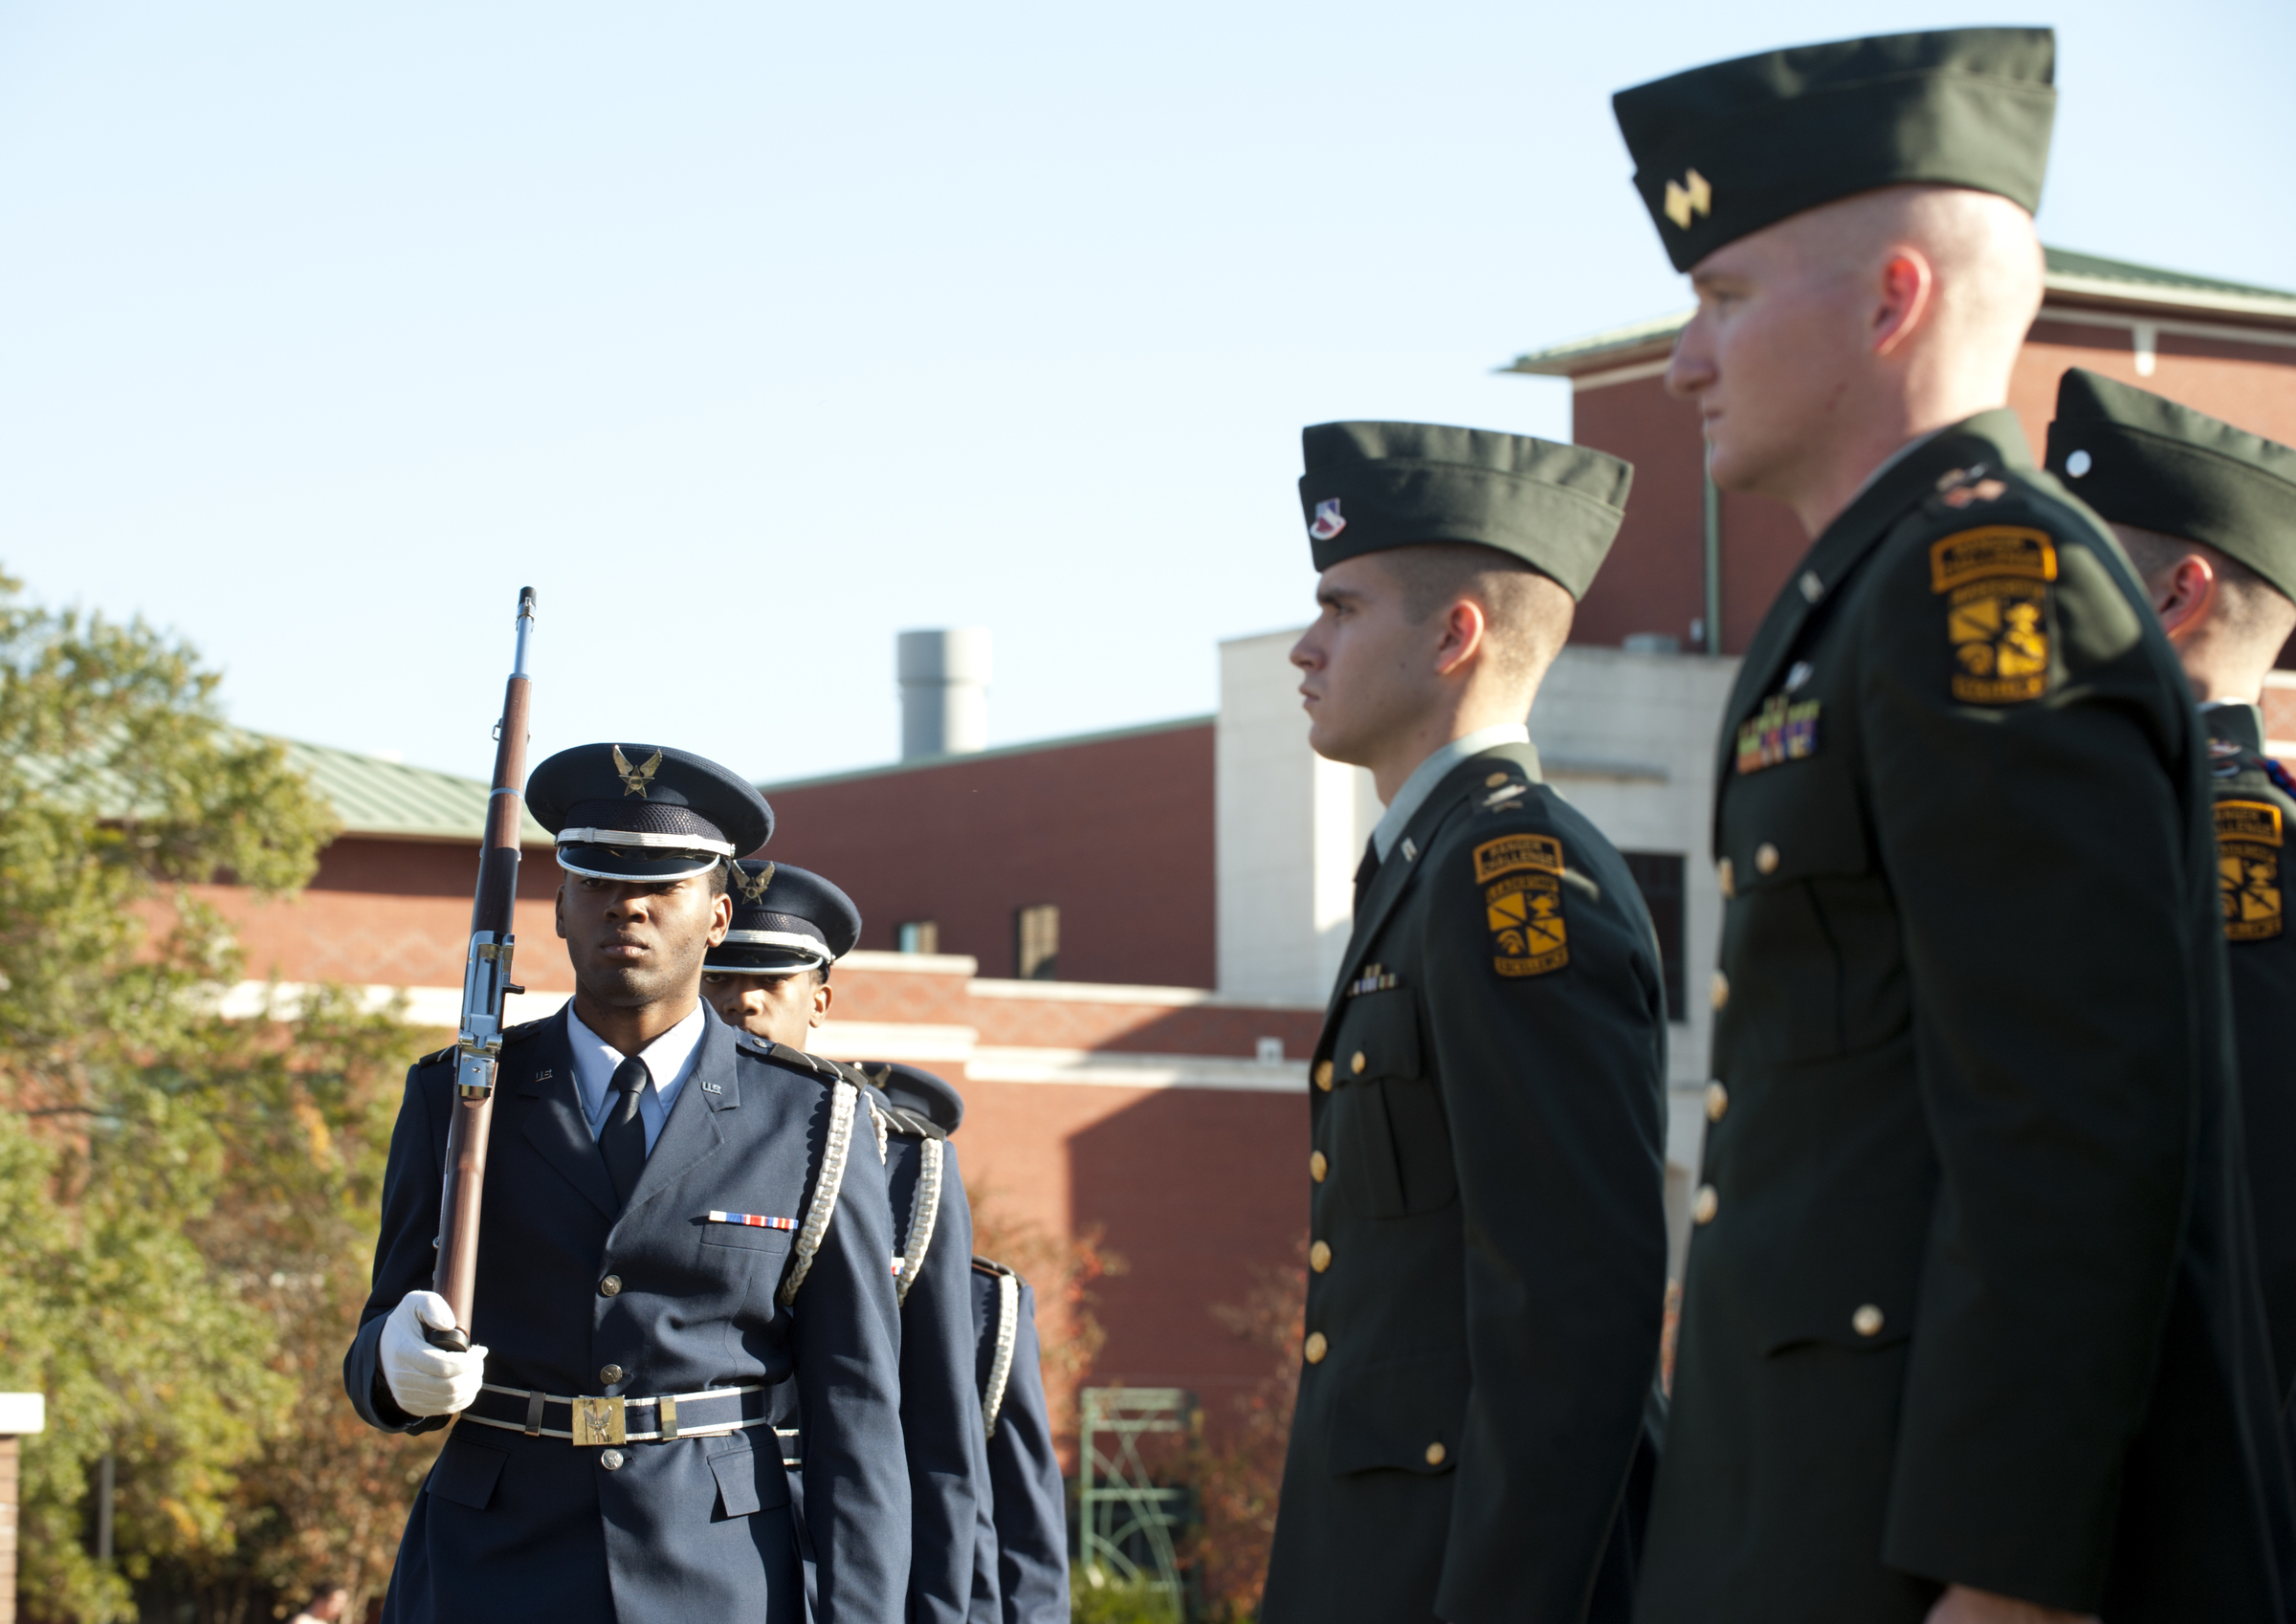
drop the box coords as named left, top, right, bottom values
left=1258, top=422, right=1670, bottom=1624
left=1612, top=27, right=2296, bottom=1623
left=2045, top=369, right=2296, bottom=1402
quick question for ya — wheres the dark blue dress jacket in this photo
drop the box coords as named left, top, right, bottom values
left=966, top=1262, right=1069, bottom=1624
left=342, top=1005, right=910, bottom=1623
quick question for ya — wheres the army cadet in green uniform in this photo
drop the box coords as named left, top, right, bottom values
left=1611, top=28, right=2296, bottom=1624
left=2045, top=368, right=2296, bottom=1402
left=1259, top=422, right=1670, bottom=1624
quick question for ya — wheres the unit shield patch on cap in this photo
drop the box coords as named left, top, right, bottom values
left=1310, top=499, right=1346, bottom=541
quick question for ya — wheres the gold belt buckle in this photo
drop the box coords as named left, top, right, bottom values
left=571, top=1395, right=626, bottom=1447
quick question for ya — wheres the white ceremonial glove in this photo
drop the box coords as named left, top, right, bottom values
left=380, top=1290, right=489, bottom=1417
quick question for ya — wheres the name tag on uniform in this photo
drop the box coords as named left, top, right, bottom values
left=1735, top=692, right=1821, bottom=775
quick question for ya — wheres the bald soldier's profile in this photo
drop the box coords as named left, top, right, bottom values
left=1612, top=28, right=2296, bottom=1624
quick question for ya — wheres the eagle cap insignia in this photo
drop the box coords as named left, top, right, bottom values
left=732, top=861, right=776, bottom=905
left=1309, top=499, right=1346, bottom=541
left=611, top=744, right=665, bottom=797
left=1663, top=167, right=1711, bottom=230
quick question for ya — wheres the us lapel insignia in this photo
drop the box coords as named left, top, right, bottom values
left=700, top=1079, right=723, bottom=1094
left=1735, top=691, right=1821, bottom=775
left=1931, top=528, right=2057, bottom=706
left=2218, top=800, right=2284, bottom=943
left=1475, top=835, right=1567, bottom=977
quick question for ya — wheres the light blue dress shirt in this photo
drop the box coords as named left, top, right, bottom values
left=565, top=1000, right=707, bottom=1155
left=1371, top=722, right=1534, bottom=861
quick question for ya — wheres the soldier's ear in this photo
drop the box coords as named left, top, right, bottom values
left=554, top=881, right=567, bottom=940
left=707, top=889, right=733, bottom=945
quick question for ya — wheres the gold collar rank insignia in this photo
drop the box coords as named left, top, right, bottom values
left=732, top=861, right=776, bottom=905
left=1930, top=527, right=2057, bottom=705
left=611, top=745, right=664, bottom=797
left=1474, top=834, right=1568, bottom=977
left=2218, top=800, right=2284, bottom=942
left=1663, top=168, right=1711, bottom=230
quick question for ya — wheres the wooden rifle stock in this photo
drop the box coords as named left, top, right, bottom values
left=429, top=587, right=539, bottom=1354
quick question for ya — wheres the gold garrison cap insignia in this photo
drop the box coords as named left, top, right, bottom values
left=1663, top=168, right=1711, bottom=230
left=611, top=745, right=664, bottom=798
left=732, top=862, right=777, bottom=905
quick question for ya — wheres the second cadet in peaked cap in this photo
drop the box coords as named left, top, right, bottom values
left=1264, top=421, right=1669, bottom=1624
left=701, top=861, right=862, bottom=1067
left=2050, top=369, right=2296, bottom=1406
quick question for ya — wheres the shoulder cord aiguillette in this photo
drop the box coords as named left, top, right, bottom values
left=982, top=1269, right=1021, bottom=1437
left=780, top=1079, right=857, bottom=1306
left=894, top=1136, right=942, bottom=1307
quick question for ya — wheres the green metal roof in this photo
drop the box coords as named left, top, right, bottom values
left=275, top=737, right=551, bottom=845
left=1504, top=247, right=2296, bottom=377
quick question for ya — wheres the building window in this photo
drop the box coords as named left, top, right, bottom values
left=1014, top=904, right=1059, bottom=981
left=897, top=920, right=939, bottom=955
left=1622, top=852, right=1686, bottom=1020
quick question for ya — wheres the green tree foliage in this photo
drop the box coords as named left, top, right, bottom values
left=0, top=575, right=438, bottom=1622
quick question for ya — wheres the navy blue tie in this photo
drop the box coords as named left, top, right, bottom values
left=600, top=1056, right=651, bottom=1207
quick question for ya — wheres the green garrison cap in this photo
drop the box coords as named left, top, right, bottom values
left=1297, top=422, right=1633, bottom=600
left=2047, top=369, right=2296, bottom=604
left=1613, top=27, right=2057, bottom=273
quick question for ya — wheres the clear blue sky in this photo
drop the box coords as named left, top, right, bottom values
left=8, top=1, right=2290, bottom=785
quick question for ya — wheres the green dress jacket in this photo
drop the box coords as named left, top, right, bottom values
left=1635, top=413, right=2296, bottom=1622
left=2207, top=701, right=2296, bottom=1403
left=1261, top=740, right=1670, bottom=1624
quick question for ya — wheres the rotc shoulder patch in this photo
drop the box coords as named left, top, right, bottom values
left=1473, top=833, right=1562, bottom=884
left=1930, top=526, right=2057, bottom=706
left=2218, top=799, right=2284, bottom=943
left=1476, top=835, right=1568, bottom=977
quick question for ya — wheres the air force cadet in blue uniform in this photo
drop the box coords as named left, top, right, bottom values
left=702, top=864, right=989, bottom=1624
left=967, top=1254, right=1069, bottom=1624
left=344, top=746, right=909, bottom=1624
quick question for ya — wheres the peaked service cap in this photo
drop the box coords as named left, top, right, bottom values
left=1613, top=27, right=2057, bottom=272
left=859, top=1062, right=965, bottom=1135
left=527, top=741, right=772, bottom=883
left=705, top=861, right=861, bottom=977
left=1297, top=421, right=1633, bottom=600
left=2047, top=368, right=2296, bottom=605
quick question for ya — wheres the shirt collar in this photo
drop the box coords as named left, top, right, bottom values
left=565, top=999, right=709, bottom=1127
left=1372, top=722, right=1531, bottom=861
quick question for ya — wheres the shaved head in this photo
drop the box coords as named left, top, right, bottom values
left=1667, top=184, right=2044, bottom=534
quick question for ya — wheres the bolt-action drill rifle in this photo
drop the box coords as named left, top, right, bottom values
left=427, top=587, right=539, bottom=1355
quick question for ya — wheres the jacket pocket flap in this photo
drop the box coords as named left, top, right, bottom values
left=707, top=1437, right=790, bottom=1519
left=1330, top=987, right=1421, bottom=1082
left=1325, top=1351, right=1468, bottom=1477
left=429, top=1431, right=507, bottom=1510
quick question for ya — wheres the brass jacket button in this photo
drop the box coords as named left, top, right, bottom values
left=599, top=1364, right=625, bottom=1387
left=1303, top=1331, right=1328, bottom=1365
left=1705, top=1083, right=1729, bottom=1123
left=599, top=1275, right=622, bottom=1297
left=1310, top=1150, right=1328, bottom=1182
left=1710, top=971, right=1730, bottom=1011
left=1314, top=1060, right=1334, bottom=1091
left=1852, top=1305, right=1886, bottom=1338
left=1717, top=857, right=1735, bottom=899
left=1310, top=1240, right=1332, bottom=1273
left=1424, top=1441, right=1447, bottom=1466
left=1755, top=842, right=1780, bottom=875
left=1351, top=1051, right=1367, bottom=1075
left=600, top=1449, right=625, bottom=1471
left=1692, top=1184, right=1718, bottom=1224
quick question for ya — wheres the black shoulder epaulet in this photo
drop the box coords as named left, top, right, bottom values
left=735, top=1036, right=846, bottom=1086
left=879, top=1104, right=945, bottom=1142
left=972, top=1254, right=1020, bottom=1281
left=416, top=1043, right=455, bottom=1068
left=500, top=1018, right=547, bottom=1045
